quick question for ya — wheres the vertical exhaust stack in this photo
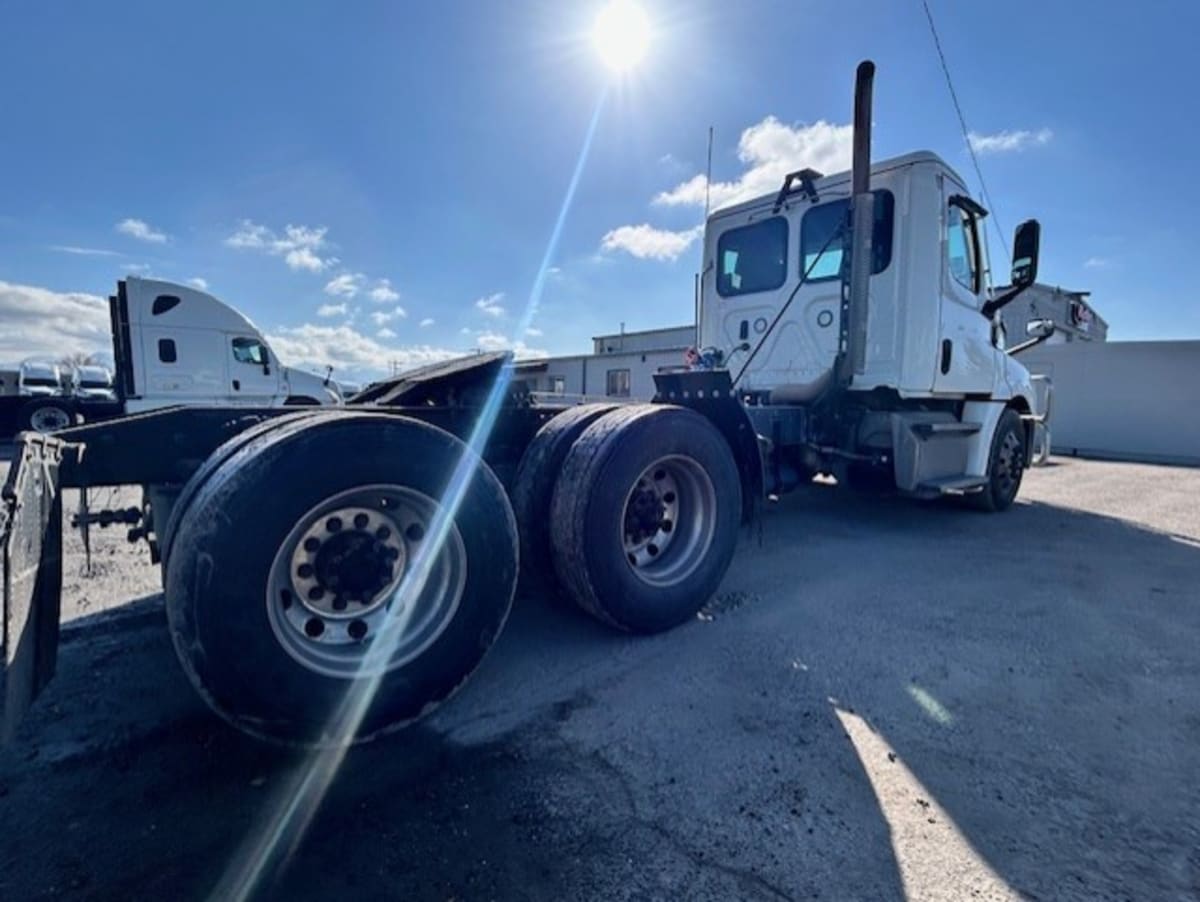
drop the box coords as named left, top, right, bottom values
left=838, top=60, right=876, bottom=386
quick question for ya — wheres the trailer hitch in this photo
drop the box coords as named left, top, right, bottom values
left=0, top=433, right=67, bottom=741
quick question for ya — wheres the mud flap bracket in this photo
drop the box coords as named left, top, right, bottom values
left=1, top=433, right=66, bottom=741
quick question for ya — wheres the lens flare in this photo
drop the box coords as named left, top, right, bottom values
left=214, top=86, right=611, bottom=902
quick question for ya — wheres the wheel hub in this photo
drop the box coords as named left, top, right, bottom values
left=266, top=486, right=467, bottom=679
left=290, top=507, right=405, bottom=617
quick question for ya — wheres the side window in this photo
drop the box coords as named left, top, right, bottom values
left=158, top=338, right=177, bottom=363
left=605, top=368, right=630, bottom=398
left=800, top=190, right=895, bottom=281
left=716, top=216, right=788, bottom=297
left=231, top=337, right=268, bottom=366
left=947, top=204, right=981, bottom=294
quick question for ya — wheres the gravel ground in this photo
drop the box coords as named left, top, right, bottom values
left=0, top=453, right=1197, bottom=901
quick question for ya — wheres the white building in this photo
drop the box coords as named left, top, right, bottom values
left=516, top=325, right=695, bottom=399
left=998, top=283, right=1108, bottom=345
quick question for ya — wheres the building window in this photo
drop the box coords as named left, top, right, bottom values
left=231, top=336, right=268, bottom=366
left=158, top=338, right=177, bottom=363
left=606, top=368, right=631, bottom=398
left=550, top=376, right=565, bottom=394
left=716, top=216, right=788, bottom=297
left=800, top=190, right=895, bottom=281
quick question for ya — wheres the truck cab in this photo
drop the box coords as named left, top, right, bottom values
left=70, top=364, right=117, bottom=402
left=17, top=360, right=63, bottom=398
left=701, top=152, right=1033, bottom=406
left=111, top=277, right=341, bottom=412
left=696, top=130, right=1045, bottom=509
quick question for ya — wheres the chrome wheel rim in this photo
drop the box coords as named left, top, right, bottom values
left=266, top=484, right=466, bottom=678
left=620, top=455, right=717, bottom=588
left=29, top=406, right=70, bottom=433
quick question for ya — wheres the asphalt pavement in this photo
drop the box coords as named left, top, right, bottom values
left=0, top=456, right=1197, bottom=901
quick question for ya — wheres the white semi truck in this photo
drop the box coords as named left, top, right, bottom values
left=0, top=62, right=1053, bottom=746
left=0, top=277, right=340, bottom=435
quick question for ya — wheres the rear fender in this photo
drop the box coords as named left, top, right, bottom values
left=0, top=433, right=67, bottom=741
left=652, top=369, right=764, bottom=524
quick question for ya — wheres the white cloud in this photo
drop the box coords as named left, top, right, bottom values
left=50, top=245, right=119, bottom=257
left=376, top=327, right=397, bottom=339
left=654, top=117, right=853, bottom=211
left=116, top=217, right=168, bottom=243
left=525, top=326, right=543, bottom=337
left=369, top=306, right=407, bottom=326
left=266, top=322, right=460, bottom=381
left=459, top=326, right=472, bottom=335
left=1083, top=256, right=1110, bottom=269
left=122, top=263, right=152, bottom=274
left=601, top=223, right=703, bottom=261
left=967, top=128, right=1053, bottom=155
left=475, top=293, right=506, bottom=318
left=369, top=279, right=400, bottom=303
left=324, top=272, right=364, bottom=298
left=419, top=317, right=435, bottom=328
left=188, top=277, right=209, bottom=290
left=225, top=220, right=334, bottom=272
left=0, top=281, right=111, bottom=360
left=471, top=330, right=547, bottom=359
left=317, top=302, right=349, bottom=318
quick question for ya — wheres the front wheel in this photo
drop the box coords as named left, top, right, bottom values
left=969, top=408, right=1026, bottom=512
left=165, top=413, right=518, bottom=746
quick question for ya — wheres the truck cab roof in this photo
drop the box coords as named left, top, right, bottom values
left=707, top=150, right=971, bottom=222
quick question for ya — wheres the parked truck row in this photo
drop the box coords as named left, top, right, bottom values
left=0, top=278, right=341, bottom=436
left=1, top=62, right=1054, bottom=747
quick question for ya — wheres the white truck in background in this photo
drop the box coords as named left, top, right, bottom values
left=69, top=364, right=117, bottom=403
left=0, top=277, right=341, bottom=435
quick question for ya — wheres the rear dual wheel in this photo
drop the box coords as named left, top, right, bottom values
left=165, top=413, right=517, bottom=746
left=547, top=405, right=742, bottom=634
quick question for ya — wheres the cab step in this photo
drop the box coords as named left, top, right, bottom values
left=917, top=475, right=988, bottom=496
left=911, top=421, right=982, bottom=437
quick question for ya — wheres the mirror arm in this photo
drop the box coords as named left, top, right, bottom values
left=982, top=282, right=1029, bottom=319
left=1007, top=325, right=1056, bottom=356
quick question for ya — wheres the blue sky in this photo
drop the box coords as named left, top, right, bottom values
left=2, top=0, right=1196, bottom=380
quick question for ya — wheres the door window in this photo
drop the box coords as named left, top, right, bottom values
left=716, top=217, right=788, bottom=297
left=947, top=204, right=981, bottom=294
left=232, top=337, right=269, bottom=366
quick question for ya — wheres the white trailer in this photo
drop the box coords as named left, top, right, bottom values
left=0, top=61, right=1052, bottom=747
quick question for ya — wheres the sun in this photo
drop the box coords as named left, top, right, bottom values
left=592, top=1, right=651, bottom=73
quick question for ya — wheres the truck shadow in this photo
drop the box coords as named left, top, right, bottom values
left=1, top=474, right=1197, bottom=900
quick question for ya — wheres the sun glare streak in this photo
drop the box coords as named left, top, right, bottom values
left=213, top=85, right=611, bottom=902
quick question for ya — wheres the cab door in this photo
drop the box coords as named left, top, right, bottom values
left=226, top=334, right=281, bottom=405
left=933, top=187, right=996, bottom=394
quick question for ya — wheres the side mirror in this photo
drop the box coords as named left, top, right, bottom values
left=1026, top=318, right=1054, bottom=339
left=1010, top=220, right=1040, bottom=288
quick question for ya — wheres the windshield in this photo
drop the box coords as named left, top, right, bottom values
left=22, top=376, right=58, bottom=387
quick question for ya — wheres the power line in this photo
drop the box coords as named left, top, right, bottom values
left=919, top=0, right=1010, bottom=267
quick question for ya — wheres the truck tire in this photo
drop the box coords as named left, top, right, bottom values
left=969, top=408, right=1026, bottom=512
left=159, top=410, right=342, bottom=571
left=511, top=403, right=617, bottom=598
left=550, top=405, right=741, bottom=634
left=165, top=413, right=518, bottom=745
left=20, top=398, right=75, bottom=434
